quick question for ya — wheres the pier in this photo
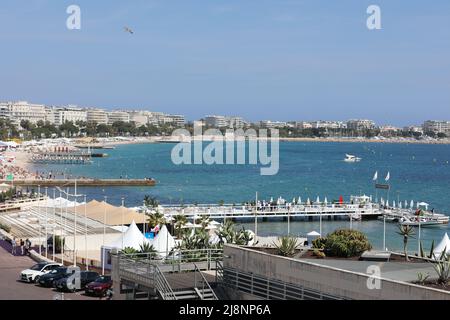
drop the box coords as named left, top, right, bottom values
left=0, top=178, right=156, bottom=187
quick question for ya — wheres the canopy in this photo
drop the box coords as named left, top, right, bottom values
left=72, top=200, right=146, bottom=226
left=105, top=221, right=149, bottom=250
left=151, top=225, right=175, bottom=256
left=433, top=233, right=450, bottom=258
left=307, top=231, right=321, bottom=236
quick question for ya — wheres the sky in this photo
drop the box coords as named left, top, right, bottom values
left=0, top=0, right=449, bottom=126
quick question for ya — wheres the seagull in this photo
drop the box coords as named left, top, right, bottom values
left=124, top=26, right=134, bottom=34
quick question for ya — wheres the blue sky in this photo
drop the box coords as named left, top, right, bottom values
left=0, top=0, right=449, bottom=125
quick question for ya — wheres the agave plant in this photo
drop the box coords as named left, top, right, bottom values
left=273, top=236, right=299, bottom=257
left=416, top=272, right=430, bottom=285
left=419, top=240, right=435, bottom=259
left=432, top=252, right=450, bottom=285
left=397, top=225, right=415, bottom=261
left=139, top=242, right=157, bottom=258
left=120, top=247, right=139, bottom=259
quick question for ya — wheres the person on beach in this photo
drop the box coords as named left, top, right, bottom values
left=20, top=239, right=24, bottom=255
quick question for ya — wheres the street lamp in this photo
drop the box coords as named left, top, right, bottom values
left=102, top=196, right=107, bottom=275
left=45, top=187, right=48, bottom=259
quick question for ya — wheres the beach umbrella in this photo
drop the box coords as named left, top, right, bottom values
left=386, top=200, right=389, bottom=207
left=410, top=200, right=414, bottom=209
left=270, top=197, right=273, bottom=203
left=399, top=202, right=402, bottom=209
left=292, top=197, right=296, bottom=204
left=298, top=196, right=302, bottom=204
left=393, top=201, right=396, bottom=208
left=276, top=198, right=281, bottom=205
left=316, top=196, right=320, bottom=204
left=307, top=198, right=311, bottom=205
left=324, top=197, right=328, bottom=205
left=404, top=200, right=408, bottom=208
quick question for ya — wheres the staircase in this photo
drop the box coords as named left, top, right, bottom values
left=171, top=287, right=216, bottom=300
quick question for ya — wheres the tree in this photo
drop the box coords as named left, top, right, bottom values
left=173, top=214, right=188, bottom=237
left=143, top=195, right=159, bottom=208
left=397, top=225, right=415, bottom=261
left=147, top=210, right=166, bottom=228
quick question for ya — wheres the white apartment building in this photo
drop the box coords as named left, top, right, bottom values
left=346, top=119, right=376, bottom=131
left=107, top=111, right=130, bottom=124
left=0, top=101, right=47, bottom=126
left=204, top=115, right=228, bottom=128
left=52, top=106, right=87, bottom=125
left=423, top=120, right=450, bottom=134
left=128, top=111, right=149, bottom=127
left=311, top=120, right=346, bottom=129
left=86, top=108, right=108, bottom=125
left=259, top=120, right=289, bottom=128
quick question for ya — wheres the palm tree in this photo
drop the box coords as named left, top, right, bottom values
left=147, top=210, right=166, bottom=228
left=173, top=214, right=188, bottom=237
left=197, top=215, right=211, bottom=229
left=397, top=225, right=415, bottom=261
left=143, top=195, right=159, bottom=208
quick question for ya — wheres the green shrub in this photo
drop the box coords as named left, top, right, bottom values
left=273, top=236, right=299, bottom=257
left=0, top=222, right=11, bottom=233
left=312, top=237, right=327, bottom=250
left=312, top=249, right=326, bottom=258
left=323, top=229, right=372, bottom=258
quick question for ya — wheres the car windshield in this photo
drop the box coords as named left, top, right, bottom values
left=30, top=264, right=46, bottom=271
left=50, top=267, right=67, bottom=274
left=94, top=276, right=110, bottom=283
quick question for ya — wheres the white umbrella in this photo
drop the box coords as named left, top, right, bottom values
left=307, top=198, right=311, bottom=205
left=404, top=200, right=408, bottom=208
left=410, top=200, right=414, bottom=209
left=399, top=202, right=402, bottom=209
left=270, top=197, right=273, bottom=203
left=386, top=200, right=389, bottom=207
left=324, top=197, right=328, bottom=205
left=292, top=197, right=296, bottom=204
left=316, top=196, right=320, bottom=204
left=298, top=196, right=302, bottom=204
left=393, top=201, right=396, bottom=208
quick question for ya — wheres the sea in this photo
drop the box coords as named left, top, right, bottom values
left=33, top=141, right=450, bottom=251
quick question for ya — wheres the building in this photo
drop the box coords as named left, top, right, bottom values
left=403, top=125, right=423, bottom=133
left=346, top=119, right=376, bottom=131
left=86, top=108, right=108, bottom=125
left=163, top=114, right=185, bottom=127
left=311, top=121, right=346, bottom=129
left=52, top=106, right=87, bottom=125
left=204, top=115, right=228, bottom=128
left=128, top=111, right=149, bottom=127
left=107, top=111, right=130, bottom=125
left=0, top=101, right=47, bottom=127
left=423, top=120, right=450, bottom=134
left=259, top=120, right=288, bottom=129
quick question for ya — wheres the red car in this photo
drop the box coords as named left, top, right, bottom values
left=84, top=275, right=113, bottom=297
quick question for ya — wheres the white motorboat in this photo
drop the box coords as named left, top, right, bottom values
left=344, top=154, right=361, bottom=162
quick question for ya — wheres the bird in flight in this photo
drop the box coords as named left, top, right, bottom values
left=124, top=26, right=134, bottom=34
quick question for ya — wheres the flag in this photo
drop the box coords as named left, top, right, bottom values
left=385, top=172, right=390, bottom=181
left=372, top=171, right=378, bottom=181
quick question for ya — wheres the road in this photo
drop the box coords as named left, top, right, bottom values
left=0, top=239, right=100, bottom=300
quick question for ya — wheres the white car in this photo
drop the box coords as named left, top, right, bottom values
left=20, top=262, right=62, bottom=283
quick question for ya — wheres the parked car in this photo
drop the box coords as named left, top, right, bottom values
left=37, top=267, right=68, bottom=287
left=54, top=271, right=99, bottom=292
left=20, top=262, right=62, bottom=283
left=85, top=275, right=113, bottom=297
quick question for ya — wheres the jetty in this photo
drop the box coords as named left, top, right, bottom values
left=0, top=178, right=156, bottom=187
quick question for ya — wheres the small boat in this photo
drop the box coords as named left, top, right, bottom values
left=344, top=154, right=362, bottom=162
left=399, top=216, right=444, bottom=227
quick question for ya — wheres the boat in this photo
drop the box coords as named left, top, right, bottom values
left=399, top=216, right=445, bottom=227
left=344, top=154, right=361, bottom=162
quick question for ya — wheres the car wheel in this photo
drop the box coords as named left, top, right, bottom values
left=34, top=276, right=40, bottom=283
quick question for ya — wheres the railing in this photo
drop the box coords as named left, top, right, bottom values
left=194, top=263, right=218, bottom=300
left=154, top=264, right=177, bottom=300
left=217, top=264, right=346, bottom=300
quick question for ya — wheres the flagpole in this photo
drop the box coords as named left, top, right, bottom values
left=45, top=187, right=48, bottom=259
left=84, top=195, right=88, bottom=271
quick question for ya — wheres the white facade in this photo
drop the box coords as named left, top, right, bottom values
left=346, top=119, right=376, bottom=131
left=53, top=107, right=87, bottom=125
left=0, top=101, right=47, bottom=126
left=107, top=111, right=130, bottom=124
left=86, top=108, right=108, bottom=124
left=423, top=120, right=450, bottom=134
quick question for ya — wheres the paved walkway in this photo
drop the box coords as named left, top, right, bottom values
left=302, top=258, right=437, bottom=282
left=0, top=239, right=99, bottom=300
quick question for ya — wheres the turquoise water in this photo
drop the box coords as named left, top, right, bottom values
left=36, top=141, right=450, bottom=251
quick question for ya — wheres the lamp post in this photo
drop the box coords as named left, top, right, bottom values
left=38, top=185, right=41, bottom=255
left=45, top=187, right=48, bottom=258
left=102, top=196, right=107, bottom=275
left=84, top=195, right=88, bottom=271
left=121, top=197, right=125, bottom=250
left=53, top=188, right=56, bottom=260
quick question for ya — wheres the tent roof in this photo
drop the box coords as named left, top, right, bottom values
left=71, top=200, right=146, bottom=226
left=106, top=221, right=149, bottom=250
left=434, top=233, right=450, bottom=257
left=307, top=231, right=321, bottom=236
left=151, top=225, right=176, bottom=255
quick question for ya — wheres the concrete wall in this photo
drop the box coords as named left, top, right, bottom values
left=223, top=245, right=450, bottom=300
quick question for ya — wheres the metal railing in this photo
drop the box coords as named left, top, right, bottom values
left=194, top=263, right=218, bottom=300
left=216, top=263, right=346, bottom=300
left=154, top=264, right=177, bottom=300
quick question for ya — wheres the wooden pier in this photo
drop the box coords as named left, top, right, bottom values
left=0, top=179, right=156, bottom=187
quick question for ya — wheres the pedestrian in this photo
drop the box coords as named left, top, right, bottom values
left=11, top=237, right=16, bottom=255
left=25, top=238, right=31, bottom=255
left=20, top=239, right=25, bottom=255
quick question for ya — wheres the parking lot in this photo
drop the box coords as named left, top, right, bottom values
left=0, top=240, right=100, bottom=300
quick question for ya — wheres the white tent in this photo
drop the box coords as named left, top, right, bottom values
left=433, top=233, right=450, bottom=259
left=105, top=220, right=149, bottom=250
left=306, top=230, right=321, bottom=245
left=151, top=225, right=176, bottom=257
